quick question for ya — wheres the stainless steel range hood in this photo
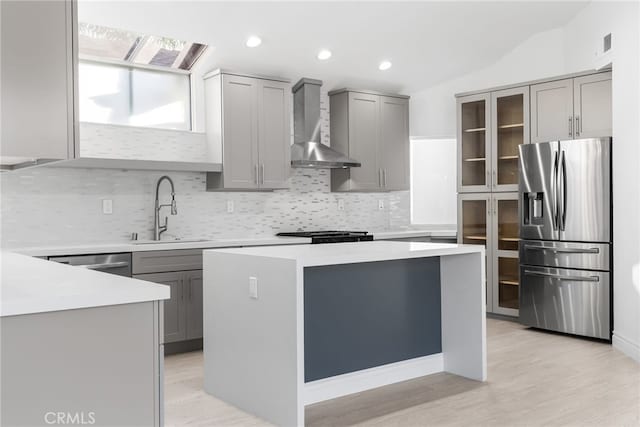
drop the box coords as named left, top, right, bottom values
left=291, top=78, right=360, bottom=169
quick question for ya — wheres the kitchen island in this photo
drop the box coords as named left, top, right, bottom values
left=1, top=253, right=170, bottom=426
left=203, top=241, right=486, bottom=426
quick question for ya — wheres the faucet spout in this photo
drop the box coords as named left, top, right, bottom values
left=154, top=176, right=178, bottom=241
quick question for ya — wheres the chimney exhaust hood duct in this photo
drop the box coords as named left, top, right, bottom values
left=291, top=78, right=361, bottom=169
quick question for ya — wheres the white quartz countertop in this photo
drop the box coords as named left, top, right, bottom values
left=205, top=241, right=482, bottom=267
left=8, top=236, right=313, bottom=257
left=372, top=229, right=457, bottom=239
left=5, top=229, right=456, bottom=258
left=0, top=252, right=170, bottom=317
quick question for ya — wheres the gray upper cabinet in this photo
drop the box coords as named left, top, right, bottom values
left=220, top=74, right=260, bottom=189
left=330, top=89, right=410, bottom=192
left=0, top=0, right=77, bottom=169
left=258, top=80, right=291, bottom=189
left=573, top=72, right=612, bottom=139
left=380, top=96, right=410, bottom=190
left=530, top=71, right=611, bottom=143
left=204, top=70, right=291, bottom=191
left=530, top=78, right=574, bottom=143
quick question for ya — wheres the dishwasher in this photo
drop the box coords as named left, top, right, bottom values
left=48, top=253, right=132, bottom=277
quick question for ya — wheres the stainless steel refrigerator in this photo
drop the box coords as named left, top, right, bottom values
left=518, top=137, right=612, bottom=340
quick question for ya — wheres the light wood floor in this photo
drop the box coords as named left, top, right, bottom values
left=164, top=319, right=640, bottom=426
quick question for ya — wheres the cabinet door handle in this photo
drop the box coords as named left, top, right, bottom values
left=254, top=164, right=259, bottom=185
left=568, top=116, right=573, bottom=137
left=378, top=169, right=382, bottom=187
left=188, top=278, right=192, bottom=301
left=261, top=163, right=265, bottom=185
left=493, top=198, right=497, bottom=215
left=575, top=116, right=580, bottom=137
left=492, top=170, right=497, bottom=189
left=487, top=170, right=491, bottom=187
left=180, top=281, right=184, bottom=301
left=383, top=169, right=387, bottom=188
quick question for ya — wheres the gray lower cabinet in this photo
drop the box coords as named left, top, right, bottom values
left=330, top=89, right=410, bottom=192
left=134, top=270, right=202, bottom=344
left=185, top=271, right=204, bottom=340
left=204, top=70, right=291, bottom=191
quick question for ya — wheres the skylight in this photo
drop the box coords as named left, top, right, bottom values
left=78, top=23, right=207, bottom=71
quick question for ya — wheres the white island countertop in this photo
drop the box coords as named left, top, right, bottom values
left=207, top=241, right=482, bottom=267
left=1, top=252, right=170, bottom=317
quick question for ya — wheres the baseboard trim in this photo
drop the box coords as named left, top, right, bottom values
left=303, top=353, right=444, bottom=405
left=613, top=332, right=640, bottom=363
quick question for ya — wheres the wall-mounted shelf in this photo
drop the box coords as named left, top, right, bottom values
left=499, top=237, right=519, bottom=242
left=499, top=279, right=519, bottom=286
left=464, top=157, right=486, bottom=162
left=463, top=127, right=486, bottom=133
left=498, top=155, right=518, bottom=160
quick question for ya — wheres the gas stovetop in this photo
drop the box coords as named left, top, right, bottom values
left=276, top=231, right=374, bottom=244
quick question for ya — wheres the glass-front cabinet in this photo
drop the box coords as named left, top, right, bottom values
left=458, top=194, right=492, bottom=307
left=491, top=193, right=520, bottom=315
left=491, top=87, right=530, bottom=192
left=458, top=87, right=529, bottom=194
left=458, top=192, right=520, bottom=315
left=457, top=93, right=491, bottom=192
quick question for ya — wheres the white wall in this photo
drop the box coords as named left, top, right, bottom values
left=409, top=2, right=640, bottom=361
left=409, top=28, right=566, bottom=137
left=410, top=138, right=456, bottom=225
left=562, top=1, right=640, bottom=362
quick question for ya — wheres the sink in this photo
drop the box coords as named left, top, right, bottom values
left=131, top=239, right=211, bottom=245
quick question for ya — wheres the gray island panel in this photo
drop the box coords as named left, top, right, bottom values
left=304, top=257, right=441, bottom=382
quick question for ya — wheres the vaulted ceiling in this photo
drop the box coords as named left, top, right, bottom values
left=79, top=1, right=589, bottom=94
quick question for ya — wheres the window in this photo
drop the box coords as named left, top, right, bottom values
left=78, top=23, right=208, bottom=130
left=78, top=23, right=207, bottom=70
left=410, top=138, right=457, bottom=225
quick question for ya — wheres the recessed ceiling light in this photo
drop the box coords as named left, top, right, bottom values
left=379, top=60, right=392, bottom=71
left=317, top=49, right=332, bottom=60
left=246, top=36, right=262, bottom=48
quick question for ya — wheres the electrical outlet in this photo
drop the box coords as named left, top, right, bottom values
left=337, top=199, right=345, bottom=211
left=102, top=199, right=113, bottom=214
left=378, top=199, right=385, bottom=210
left=227, top=200, right=234, bottom=213
left=249, top=276, right=258, bottom=299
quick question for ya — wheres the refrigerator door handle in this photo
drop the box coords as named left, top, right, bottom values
left=523, top=270, right=600, bottom=282
left=560, top=150, right=568, bottom=231
left=551, top=151, right=559, bottom=230
left=524, top=245, right=600, bottom=254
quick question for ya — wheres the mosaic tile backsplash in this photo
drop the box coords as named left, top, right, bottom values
left=0, top=89, right=414, bottom=248
left=0, top=167, right=412, bottom=248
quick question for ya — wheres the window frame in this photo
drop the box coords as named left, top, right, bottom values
left=78, top=58, right=194, bottom=132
